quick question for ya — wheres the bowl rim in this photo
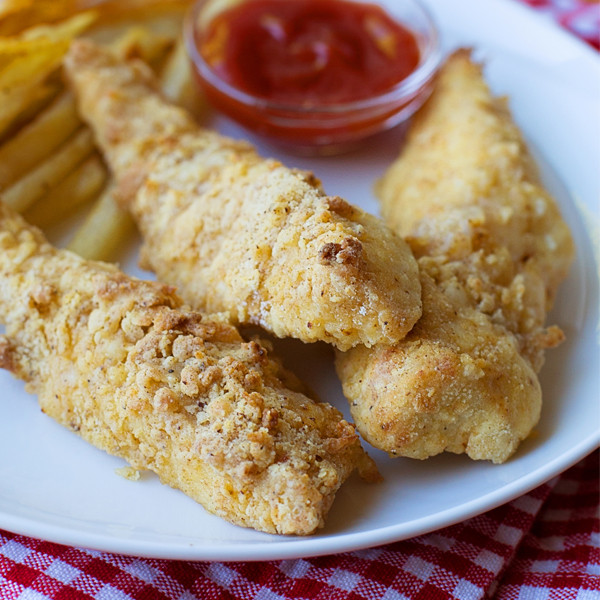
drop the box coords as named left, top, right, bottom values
left=183, top=0, right=442, bottom=116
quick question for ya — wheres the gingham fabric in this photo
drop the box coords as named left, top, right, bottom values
left=519, top=0, right=600, bottom=50
left=1, top=1, right=599, bottom=599
left=1, top=451, right=597, bottom=600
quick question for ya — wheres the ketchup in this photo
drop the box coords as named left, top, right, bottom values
left=188, top=0, right=436, bottom=151
left=200, top=0, right=420, bottom=106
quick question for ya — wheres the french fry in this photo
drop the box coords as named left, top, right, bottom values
left=0, top=0, right=190, bottom=36
left=62, top=29, right=184, bottom=261
left=160, top=36, right=205, bottom=116
left=24, top=154, right=107, bottom=228
left=0, top=13, right=97, bottom=82
left=20, top=11, right=96, bottom=41
left=0, top=91, right=82, bottom=190
left=0, top=1, right=80, bottom=36
left=0, top=77, right=59, bottom=136
left=0, top=13, right=97, bottom=137
left=110, top=25, right=174, bottom=66
left=83, top=0, right=191, bottom=27
left=67, top=182, right=136, bottom=261
left=1, top=128, right=95, bottom=212
left=0, top=11, right=95, bottom=51
left=0, top=81, right=61, bottom=143
left=1, top=22, right=178, bottom=177
left=0, top=4, right=191, bottom=262
left=0, top=80, right=61, bottom=143
left=0, top=47, right=67, bottom=136
left=88, top=13, right=184, bottom=51
left=0, top=37, right=65, bottom=67
left=0, top=39, right=65, bottom=85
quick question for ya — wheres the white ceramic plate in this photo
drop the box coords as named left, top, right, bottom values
left=1, top=0, right=598, bottom=562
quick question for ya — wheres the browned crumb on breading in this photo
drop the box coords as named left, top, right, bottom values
left=0, top=202, right=378, bottom=535
left=318, top=238, right=363, bottom=267
left=0, top=335, right=16, bottom=373
left=63, top=39, right=422, bottom=352
left=336, top=50, right=575, bottom=464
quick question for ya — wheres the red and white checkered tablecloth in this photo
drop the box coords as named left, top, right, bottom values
left=1, top=1, right=599, bottom=599
left=1, top=451, right=597, bottom=600
left=519, top=0, right=600, bottom=50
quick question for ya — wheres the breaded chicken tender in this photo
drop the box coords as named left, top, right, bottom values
left=336, top=50, right=575, bottom=463
left=62, top=40, right=421, bottom=352
left=0, top=201, right=378, bottom=535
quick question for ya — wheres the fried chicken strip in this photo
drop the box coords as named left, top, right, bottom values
left=62, top=39, right=421, bottom=352
left=335, top=50, right=575, bottom=463
left=0, top=201, right=377, bottom=535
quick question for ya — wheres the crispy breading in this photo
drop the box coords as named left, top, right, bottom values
left=0, top=201, right=378, bottom=535
left=335, top=50, right=575, bottom=463
left=62, top=39, right=421, bottom=351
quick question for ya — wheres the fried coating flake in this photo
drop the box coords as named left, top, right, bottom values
left=62, top=40, right=421, bottom=351
left=0, top=202, right=378, bottom=535
left=336, top=50, right=575, bottom=463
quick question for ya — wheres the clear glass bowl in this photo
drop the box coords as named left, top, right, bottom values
left=184, top=0, right=441, bottom=154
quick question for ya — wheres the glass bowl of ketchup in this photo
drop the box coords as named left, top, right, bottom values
left=184, top=0, right=441, bottom=154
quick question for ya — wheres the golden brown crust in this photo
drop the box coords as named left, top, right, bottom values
left=337, top=266, right=542, bottom=463
left=336, top=50, right=575, bottom=463
left=377, top=48, right=574, bottom=327
left=376, top=49, right=574, bottom=368
left=0, top=201, right=377, bottom=535
left=63, top=40, right=422, bottom=351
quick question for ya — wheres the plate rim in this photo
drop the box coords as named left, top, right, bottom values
left=1, top=0, right=599, bottom=562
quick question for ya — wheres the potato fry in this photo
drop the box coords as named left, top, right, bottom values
left=160, top=36, right=205, bottom=116
left=0, top=48, right=67, bottom=136
left=83, top=0, right=191, bottom=25
left=67, top=182, right=136, bottom=261
left=110, top=25, right=174, bottom=66
left=88, top=13, right=184, bottom=49
left=0, top=22, right=165, bottom=187
left=0, top=39, right=65, bottom=84
left=1, top=128, right=95, bottom=212
left=20, top=11, right=96, bottom=41
left=0, top=1, right=80, bottom=36
left=61, top=30, right=180, bottom=261
left=0, top=81, right=61, bottom=142
left=0, top=91, right=82, bottom=189
left=0, top=13, right=96, bottom=137
left=0, top=0, right=189, bottom=36
left=0, top=37, right=65, bottom=67
left=24, top=154, right=108, bottom=229
left=0, top=3, right=191, bottom=261
left=0, top=80, right=61, bottom=142
left=0, top=13, right=96, bottom=75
